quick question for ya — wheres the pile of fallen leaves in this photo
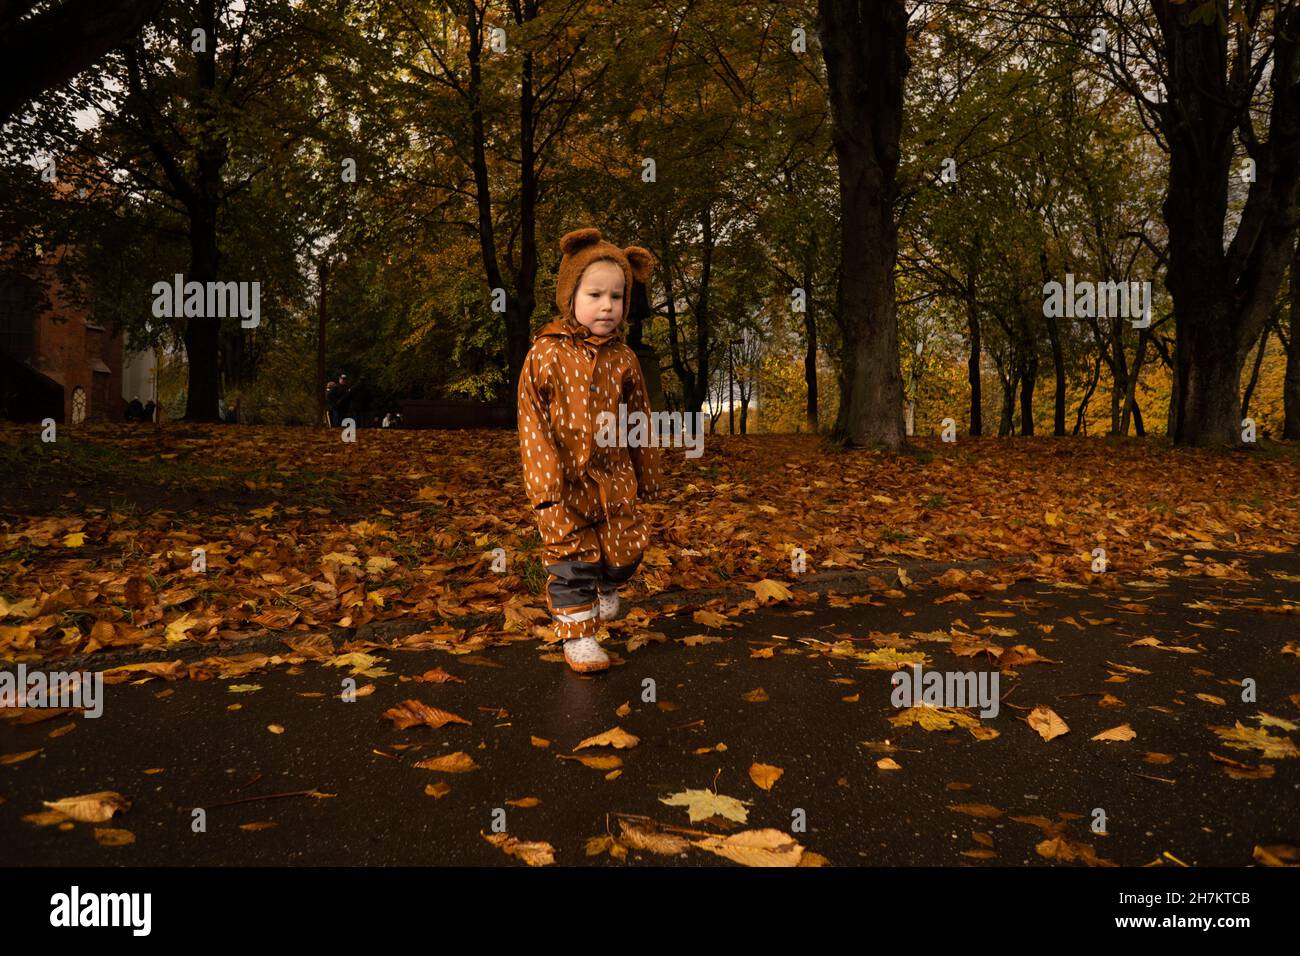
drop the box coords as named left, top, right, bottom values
left=2, top=423, right=1298, bottom=663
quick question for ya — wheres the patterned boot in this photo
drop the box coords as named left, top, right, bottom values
left=563, top=635, right=611, bottom=673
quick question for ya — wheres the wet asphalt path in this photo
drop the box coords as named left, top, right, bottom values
left=2, top=548, right=1298, bottom=866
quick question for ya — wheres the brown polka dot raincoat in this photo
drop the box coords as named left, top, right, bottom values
left=516, top=227, right=662, bottom=641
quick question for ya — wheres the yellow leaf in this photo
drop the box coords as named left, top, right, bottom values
left=558, top=753, right=622, bottom=770
left=888, top=704, right=979, bottom=731
left=693, top=610, right=738, bottom=629
left=1210, top=722, right=1298, bottom=759
left=747, top=579, right=794, bottom=604
left=414, top=751, right=480, bottom=772
left=1091, top=723, right=1136, bottom=742
left=164, top=612, right=200, bottom=643
left=41, top=791, right=130, bottom=823
left=574, top=726, right=640, bottom=750
left=1027, top=705, right=1069, bottom=741
left=659, top=788, right=750, bottom=823
left=749, top=762, right=784, bottom=790
left=691, top=828, right=804, bottom=867
left=93, top=827, right=135, bottom=847
left=480, top=831, right=555, bottom=866
left=62, top=531, right=85, bottom=547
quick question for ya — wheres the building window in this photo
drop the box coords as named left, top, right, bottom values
left=71, top=385, right=86, bottom=423
left=0, top=273, right=39, bottom=362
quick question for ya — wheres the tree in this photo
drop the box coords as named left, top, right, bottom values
left=816, top=0, right=910, bottom=449
left=0, top=0, right=164, bottom=124
left=1028, top=0, right=1300, bottom=446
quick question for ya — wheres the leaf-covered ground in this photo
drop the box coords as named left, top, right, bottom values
left=2, top=424, right=1298, bottom=866
left=2, top=423, right=1299, bottom=662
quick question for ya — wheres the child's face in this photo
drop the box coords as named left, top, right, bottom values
left=571, top=260, right=625, bottom=335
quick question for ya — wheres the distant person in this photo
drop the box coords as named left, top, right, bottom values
left=125, top=396, right=144, bottom=421
left=342, top=375, right=367, bottom=426
left=328, top=374, right=350, bottom=426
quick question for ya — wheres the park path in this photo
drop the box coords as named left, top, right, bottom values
left=1, top=547, right=1297, bottom=866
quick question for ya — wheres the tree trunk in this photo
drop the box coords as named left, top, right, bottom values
left=1171, top=306, right=1246, bottom=446
left=1074, top=352, right=1102, bottom=435
left=1019, top=355, right=1036, bottom=436
left=817, top=0, right=908, bottom=450
left=1285, top=242, right=1300, bottom=438
left=998, top=366, right=1014, bottom=437
left=803, top=268, right=819, bottom=431
left=1119, top=329, right=1148, bottom=437
left=182, top=217, right=222, bottom=421
left=1153, top=0, right=1300, bottom=446
left=316, top=262, right=327, bottom=427
left=967, top=299, right=982, bottom=437
left=1241, top=321, right=1271, bottom=420
left=1045, top=312, right=1065, bottom=436
left=181, top=0, right=225, bottom=422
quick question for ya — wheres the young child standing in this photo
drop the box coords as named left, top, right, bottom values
left=517, top=227, right=662, bottom=673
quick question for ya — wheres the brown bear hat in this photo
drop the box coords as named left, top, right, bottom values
left=554, top=227, right=655, bottom=333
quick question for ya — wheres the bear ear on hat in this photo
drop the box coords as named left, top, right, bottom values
left=560, top=227, right=602, bottom=256
left=624, top=246, right=655, bottom=282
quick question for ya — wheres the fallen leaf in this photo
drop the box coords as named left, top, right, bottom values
left=749, top=763, right=784, bottom=790
left=1210, top=722, right=1298, bottom=759
left=747, top=579, right=794, bottom=604
left=691, top=828, right=804, bottom=867
left=413, top=751, right=479, bottom=772
left=41, top=791, right=130, bottom=823
left=574, top=726, right=640, bottom=750
left=0, top=749, right=41, bottom=765
left=481, top=831, right=554, bottom=866
left=659, top=788, right=750, bottom=823
left=1092, top=723, right=1136, bottom=742
left=1027, top=705, right=1069, bottom=741
left=383, top=700, right=472, bottom=730
left=93, top=827, right=135, bottom=847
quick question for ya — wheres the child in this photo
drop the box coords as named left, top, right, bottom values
left=517, top=227, right=662, bottom=673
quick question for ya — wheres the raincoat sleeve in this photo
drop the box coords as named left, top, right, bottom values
left=517, top=346, right=565, bottom=509
left=623, top=353, right=663, bottom=501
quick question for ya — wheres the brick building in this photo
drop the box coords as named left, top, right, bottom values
left=0, top=172, right=157, bottom=423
